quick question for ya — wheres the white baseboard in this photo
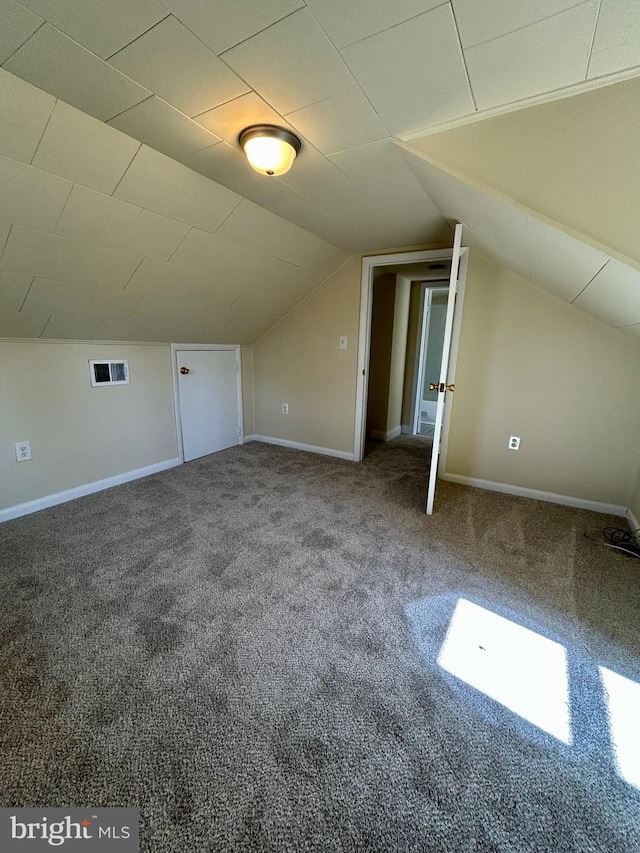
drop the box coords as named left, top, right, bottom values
left=441, top=473, right=628, bottom=517
left=371, top=426, right=402, bottom=442
left=244, top=434, right=354, bottom=461
left=0, top=457, right=181, bottom=523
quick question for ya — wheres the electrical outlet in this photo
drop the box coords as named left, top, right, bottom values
left=508, top=436, right=520, bottom=451
left=339, top=335, right=348, bottom=349
left=281, top=403, right=289, bottom=415
left=15, top=440, right=32, bottom=462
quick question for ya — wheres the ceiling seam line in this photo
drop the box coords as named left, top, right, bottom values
left=104, top=12, right=172, bottom=61
left=459, top=0, right=594, bottom=51
left=17, top=277, right=36, bottom=313
left=448, top=1, right=477, bottom=111
left=121, top=257, right=144, bottom=293
left=584, top=0, right=603, bottom=79
left=109, top=141, right=143, bottom=198
left=105, top=94, right=154, bottom=125
left=218, top=7, right=309, bottom=58
left=0, top=224, right=13, bottom=267
left=51, top=180, right=75, bottom=232
left=0, top=19, right=46, bottom=66
left=165, top=227, right=193, bottom=263
left=334, top=2, right=450, bottom=51
left=28, top=97, right=57, bottom=166
left=570, top=260, right=609, bottom=303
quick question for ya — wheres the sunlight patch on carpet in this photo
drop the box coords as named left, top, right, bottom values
left=599, top=666, right=640, bottom=790
left=438, top=599, right=571, bottom=744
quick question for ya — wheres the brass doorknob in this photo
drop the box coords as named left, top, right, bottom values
left=429, top=383, right=438, bottom=391
left=429, top=382, right=455, bottom=392
left=180, top=366, right=190, bottom=375
left=445, top=384, right=455, bottom=392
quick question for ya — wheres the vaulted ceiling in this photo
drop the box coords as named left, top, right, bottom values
left=0, top=0, right=639, bottom=343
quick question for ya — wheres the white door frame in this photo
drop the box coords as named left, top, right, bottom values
left=354, top=244, right=468, bottom=465
left=171, top=342, right=244, bottom=464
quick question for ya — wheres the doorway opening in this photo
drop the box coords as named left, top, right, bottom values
left=354, top=230, right=469, bottom=513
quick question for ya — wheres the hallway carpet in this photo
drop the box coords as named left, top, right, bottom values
left=1, top=437, right=639, bottom=851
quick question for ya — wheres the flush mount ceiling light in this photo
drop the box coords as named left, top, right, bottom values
left=239, top=125, right=301, bottom=176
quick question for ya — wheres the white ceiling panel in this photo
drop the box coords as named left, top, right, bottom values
left=328, top=139, right=414, bottom=184
left=93, top=317, right=145, bottom=340
left=108, top=97, right=220, bottom=162
left=0, top=272, right=33, bottom=313
left=0, top=68, right=54, bottom=164
left=158, top=0, right=304, bottom=55
left=128, top=290, right=230, bottom=325
left=193, top=92, right=286, bottom=145
left=3, top=24, right=152, bottom=121
left=223, top=310, right=283, bottom=344
left=465, top=3, right=598, bottom=110
left=230, top=278, right=302, bottom=316
left=19, top=0, right=168, bottom=60
left=0, top=309, right=49, bottom=337
left=221, top=8, right=355, bottom=115
left=123, top=257, right=232, bottom=305
left=109, top=16, right=249, bottom=117
left=341, top=6, right=474, bottom=136
left=0, top=227, right=141, bottom=289
left=0, top=0, right=42, bottom=64
left=588, top=0, right=640, bottom=78
left=21, top=276, right=94, bottom=315
left=451, top=0, right=583, bottom=48
left=133, top=319, right=187, bottom=342
left=0, top=155, right=72, bottom=231
left=305, top=0, right=443, bottom=49
left=56, top=191, right=192, bottom=266
left=285, top=88, right=388, bottom=154
left=32, top=100, right=140, bottom=194
left=41, top=315, right=101, bottom=339
left=170, top=229, right=286, bottom=294
left=274, top=140, right=341, bottom=194
left=113, top=145, right=242, bottom=233
left=574, top=259, right=640, bottom=327
left=523, top=215, right=610, bottom=302
left=74, top=287, right=143, bottom=319
left=215, top=199, right=345, bottom=268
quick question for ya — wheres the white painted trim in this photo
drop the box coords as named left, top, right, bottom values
left=371, top=427, right=402, bottom=442
left=397, top=66, right=640, bottom=142
left=244, top=435, right=354, bottom=461
left=0, top=458, right=181, bottom=523
left=626, top=507, right=640, bottom=537
left=441, top=473, right=627, bottom=517
left=355, top=247, right=468, bottom=462
left=171, top=342, right=244, bottom=463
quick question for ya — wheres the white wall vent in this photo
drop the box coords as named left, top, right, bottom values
left=89, top=359, right=130, bottom=387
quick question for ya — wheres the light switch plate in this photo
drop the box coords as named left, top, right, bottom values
left=339, top=336, right=348, bottom=349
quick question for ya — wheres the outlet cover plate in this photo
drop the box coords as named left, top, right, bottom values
left=15, top=440, right=32, bottom=461
left=508, top=436, right=520, bottom=451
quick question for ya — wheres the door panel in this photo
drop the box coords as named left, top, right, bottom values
left=425, top=224, right=464, bottom=515
left=177, top=349, right=239, bottom=462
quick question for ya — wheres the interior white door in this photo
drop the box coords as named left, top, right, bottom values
left=425, top=224, right=464, bottom=515
left=177, top=349, right=240, bottom=462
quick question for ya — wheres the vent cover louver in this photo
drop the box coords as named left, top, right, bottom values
left=89, top=360, right=129, bottom=387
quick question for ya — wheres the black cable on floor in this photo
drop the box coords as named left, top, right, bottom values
left=584, top=526, right=640, bottom=558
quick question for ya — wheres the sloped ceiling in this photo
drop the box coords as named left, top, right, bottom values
left=1, top=0, right=639, bottom=344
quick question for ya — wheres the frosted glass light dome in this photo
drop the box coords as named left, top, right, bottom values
left=239, top=125, right=301, bottom=176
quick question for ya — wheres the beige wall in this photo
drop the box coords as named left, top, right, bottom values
left=252, top=257, right=361, bottom=453
left=445, top=253, right=640, bottom=505
left=401, top=282, right=422, bottom=427
left=0, top=340, right=179, bottom=510
left=252, top=249, right=640, bottom=509
left=387, top=276, right=411, bottom=434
